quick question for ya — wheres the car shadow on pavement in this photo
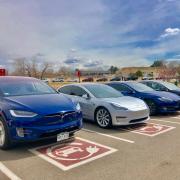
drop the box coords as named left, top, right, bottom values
left=83, top=119, right=146, bottom=135
left=151, top=111, right=180, bottom=118
left=0, top=138, right=73, bottom=162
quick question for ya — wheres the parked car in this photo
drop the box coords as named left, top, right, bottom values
left=58, top=83, right=150, bottom=128
left=41, top=78, right=49, bottom=83
left=52, top=78, right=64, bottom=82
left=142, top=77, right=154, bottom=80
left=0, top=76, right=82, bottom=149
left=67, top=79, right=78, bottom=82
left=96, top=77, right=108, bottom=82
left=110, top=77, right=121, bottom=81
left=107, top=81, right=180, bottom=115
left=82, top=77, right=94, bottom=82
left=141, top=80, right=180, bottom=96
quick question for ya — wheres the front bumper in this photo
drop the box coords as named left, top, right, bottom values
left=7, top=112, right=83, bottom=142
left=157, top=101, right=180, bottom=113
left=111, top=109, right=150, bottom=126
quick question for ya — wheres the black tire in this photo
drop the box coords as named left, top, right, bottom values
left=0, top=116, right=12, bottom=150
left=95, top=107, right=112, bottom=128
left=145, top=100, right=157, bottom=115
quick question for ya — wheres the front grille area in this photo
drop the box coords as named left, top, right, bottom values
left=34, top=111, right=78, bottom=126
left=130, top=117, right=148, bottom=123
left=45, top=111, right=75, bottom=118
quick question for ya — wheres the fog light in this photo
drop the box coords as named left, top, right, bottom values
left=16, top=128, right=25, bottom=137
left=116, top=116, right=126, bottom=122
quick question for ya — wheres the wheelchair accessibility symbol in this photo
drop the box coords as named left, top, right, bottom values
left=32, top=137, right=117, bottom=170
left=47, top=144, right=100, bottom=161
left=131, top=123, right=175, bottom=137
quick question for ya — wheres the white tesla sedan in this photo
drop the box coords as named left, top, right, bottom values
left=58, top=83, right=150, bottom=128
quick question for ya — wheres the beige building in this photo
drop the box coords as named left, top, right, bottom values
left=119, top=67, right=162, bottom=79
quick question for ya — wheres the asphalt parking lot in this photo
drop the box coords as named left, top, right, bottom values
left=1, top=113, right=180, bottom=180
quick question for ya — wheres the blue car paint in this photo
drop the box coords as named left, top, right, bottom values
left=141, top=80, right=180, bottom=97
left=170, top=89, right=180, bottom=96
left=107, top=82, right=180, bottom=113
left=0, top=77, right=82, bottom=142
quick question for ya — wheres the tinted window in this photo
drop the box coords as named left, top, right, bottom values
left=109, top=84, right=132, bottom=93
left=70, top=86, right=87, bottom=97
left=160, top=81, right=179, bottom=90
left=58, top=86, right=72, bottom=95
left=126, top=82, right=154, bottom=92
left=148, top=82, right=166, bottom=91
left=83, top=84, right=123, bottom=98
left=0, top=81, right=56, bottom=97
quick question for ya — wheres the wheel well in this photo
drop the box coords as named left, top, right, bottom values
left=143, top=99, right=156, bottom=104
left=0, top=111, right=7, bottom=121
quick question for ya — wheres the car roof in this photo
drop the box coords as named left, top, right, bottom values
left=141, top=80, right=163, bottom=83
left=64, top=83, right=105, bottom=86
left=0, top=76, right=38, bottom=82
left=107, top=81, right=137, bottom=84
left=60, top=83, right=107, bottom=89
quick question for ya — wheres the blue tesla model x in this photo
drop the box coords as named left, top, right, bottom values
left=107, top=81, right=180, bottom=115
left=0, top=76, right=82, bottom=149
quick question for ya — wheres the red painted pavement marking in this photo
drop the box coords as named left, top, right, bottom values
left=29, top=137, right=117, bottom=171
left=127, top=123, right=175, bottom=137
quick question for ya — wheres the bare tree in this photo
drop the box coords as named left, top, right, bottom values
left=12, top=58, right=27, bottom=76
left=40, top=62, right=51, bottom=79
left=11, top=56, right=52, bottom=79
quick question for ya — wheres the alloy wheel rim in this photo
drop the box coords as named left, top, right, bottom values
left=0, top=121, right=5, bottom=146
left=96, top=109, right=110, bottom=127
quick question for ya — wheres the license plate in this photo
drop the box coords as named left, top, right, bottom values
left=57, top=132, right=69, bottom=142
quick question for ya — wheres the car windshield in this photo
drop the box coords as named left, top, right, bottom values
left=0, top=80, right=57, bottom=97
left=160, top=81, right=180, bottom=90
left=127, top=82, right=154, bottom=92
left=83, top=84, right=123, bottom=98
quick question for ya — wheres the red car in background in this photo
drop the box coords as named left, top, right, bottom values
left=82, top=77, right=94, bottom=82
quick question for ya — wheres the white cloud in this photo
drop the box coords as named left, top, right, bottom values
left=0, top=0, right=180, bottom=69
left=160, top=28, right=180, bottom=38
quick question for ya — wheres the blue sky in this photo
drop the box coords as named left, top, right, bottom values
left=0, top=0, right=180, bottom=69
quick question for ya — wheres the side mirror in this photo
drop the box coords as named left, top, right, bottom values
left=127, top=90, right=135, bottom=94
left=82, top=94, right=90, bottom=99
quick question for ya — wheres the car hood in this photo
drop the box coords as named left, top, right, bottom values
left=101, top=96, right=148, bottom=111
left=141, top=91, right=180, bottom=100
left=4, top=94, right=76, bottom=116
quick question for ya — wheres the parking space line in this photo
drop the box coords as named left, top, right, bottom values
left=172, top=117, right=180, bottom=120
left=0, top=162, right=21, bottom=180
left=151, top=118, right=180, bottom=125
left=82, top=128, right=135, bottom=144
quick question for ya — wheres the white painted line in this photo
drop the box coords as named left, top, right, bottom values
left=82, top=128, right=135, bottom=144
left=29, top=137, right=117, bottom=171
left=172, top=116, right=180, bottom=120
left=151, top=118, right=180, bottom=125
left=0, top=162, right=21, bottom=180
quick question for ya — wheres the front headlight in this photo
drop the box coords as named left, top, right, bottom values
left=75, top=103, right=81, bottom=112
left=110, top=103, right=128, bottom=110
left=158, top=97, right=173, bottom=102
left=10, top=110, right=38, bottom=117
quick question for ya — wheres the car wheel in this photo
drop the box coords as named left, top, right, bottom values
left=145, top=100, right=157, bottom=115
left=95, top=107, right=112, bottom=128
left=0, top=117, right=12, bottom=150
